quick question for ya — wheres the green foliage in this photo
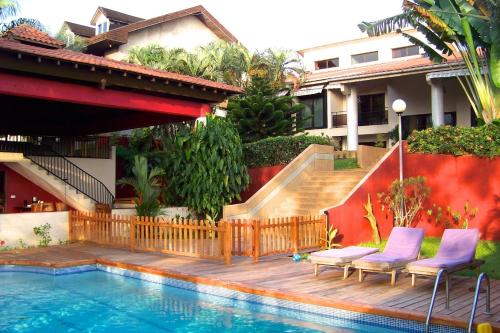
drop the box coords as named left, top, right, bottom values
left=126, top=41, right=303, bottom=89
left=243, top=135, right=331, bottom=168
left=364, top=194, right=381, bottom=244
left=334, top=158, right=358, bottom=170
left=228, top=77, right=306, bottom=143
left=54, top=26, right=86, bottom=51
left=407, top=124, right=500, bottom=157
left=427, top=201, right=479, bottom=229
left=378, top=176, right=431, bottom=228
left=163, top=115, right=249, bottom=220
left=33, top=223, right=51, bottom=247
left=0, top=0, right=44, bottom=32
left=358, top=0, right=499, bottom=122
left=118, top=156, right=165, bottom=217
left=360, top=237, right=500, bottom=280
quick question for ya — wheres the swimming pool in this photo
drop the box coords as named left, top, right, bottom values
left=0, top=266, right=463, bottom=333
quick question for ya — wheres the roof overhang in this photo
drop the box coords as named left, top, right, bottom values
left=293, top=84, right=325, bottom=97
left=85, top=38, right=124, bottom=55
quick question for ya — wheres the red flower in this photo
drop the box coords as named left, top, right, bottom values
left=0, top=240, right=5, bottom=246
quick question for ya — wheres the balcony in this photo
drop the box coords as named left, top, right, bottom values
left=331, top=111, right=347, bottom=127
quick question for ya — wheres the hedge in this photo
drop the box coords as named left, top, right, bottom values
left=243, top=135, right=331, bottom=168
left=407, top=124, right=500, bottom=158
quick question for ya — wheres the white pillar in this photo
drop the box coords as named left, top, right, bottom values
left=326, top=89, right=333, bottom=129
left=346, top=86, right=358, bottom=150
left=429, top=80, right=445, bottom=127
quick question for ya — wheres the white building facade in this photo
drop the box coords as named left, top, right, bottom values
left=296, top=31, right=474, bottom=150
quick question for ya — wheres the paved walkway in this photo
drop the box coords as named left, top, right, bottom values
left=0, top=243, right=498, bottom=331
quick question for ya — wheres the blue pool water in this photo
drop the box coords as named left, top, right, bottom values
left=0, top=270, right=403, bottom=333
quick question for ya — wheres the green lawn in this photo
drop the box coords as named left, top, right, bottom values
left=359, top=237, right=500, bottom=279
left=334, top=158, right=358, bottom=170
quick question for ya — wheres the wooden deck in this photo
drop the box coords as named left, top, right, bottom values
left=0, top=243, right=498, bottom=331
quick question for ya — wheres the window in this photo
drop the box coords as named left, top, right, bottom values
left=97, top=21, right=108, bottom=34
left=402, top=112, right=456, bottom=139
left=358, top=94, right=387, bottom=125
left=314, top=58, right=339, bottom=70
left=299, top=94, right=325, bottom=129
left=351, top=51, right=378, bottom=65
left=392, top=45, right=420, bottom=59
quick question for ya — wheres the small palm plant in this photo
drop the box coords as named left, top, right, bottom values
left=118, top=156, right=165, bottom=217
left=321, top=224, right=340, bottom=250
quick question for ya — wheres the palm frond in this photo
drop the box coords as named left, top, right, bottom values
left=0, top=17, right=44, bottom=33
left=358, top=13, right=412, bottom=36
left=0, top=0, right=18, bottom=21
left=402, top=32, right=448, bottom=62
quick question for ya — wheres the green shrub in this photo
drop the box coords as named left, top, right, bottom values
left=243, top=135, right=331, bottom=168
left=407, top=124, right=500, bottom=158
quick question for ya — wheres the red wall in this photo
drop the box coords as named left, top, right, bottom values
left=327, top=143, right=500, bottom=245
left=237, top=165, right=286, bottom=203
left=0, top=163, right=62, bottom=213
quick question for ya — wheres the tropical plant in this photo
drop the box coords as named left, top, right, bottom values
left=251, top=48, right=304, bottom=90
left=162, top=114, right=249, bottom=220
left=228, top=77, right=306, bottom=143
left=364, top=194, right=381, bottom=244
left=358, top=0, right=499, bottom=123
left=321, top=224, right=340, bottom=250
left=33, top=223, right=51, bottom=247
left=0, top=0, right=44, bottom=32
left=118, top=156, right=165, bottom=217
left=427, top=201, right=479, bottom=229
left=378, top=176, right=431, bottom=227
left=54, top=26, right=86, bottom=51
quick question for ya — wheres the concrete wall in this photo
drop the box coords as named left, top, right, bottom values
left=105, top=16, right=219, bottom=61
left=67, top=147, right=116, bottom=196
left=301, top=30, right=424, bottom=72
left=112, top=207, right=192, bottom=218
left=0, top=211, right=69, bottom=247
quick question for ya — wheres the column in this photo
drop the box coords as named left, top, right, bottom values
left=326, top=89, right=333, bottom=129
left=429, top=79, right=444, bottom=127
left=346, top=86, right=358, bottom=150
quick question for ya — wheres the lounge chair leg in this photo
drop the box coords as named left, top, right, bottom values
left=411, top=273, right=416, bottom=287
left=314, top=264, right=319, bottom=277
left=445, top=274, right=450, bottom=309
left=391, top=270, right=397, bottom=286
left=343, top=265, right=349, bottom=279
left=358, top=269, right=364, bottom=282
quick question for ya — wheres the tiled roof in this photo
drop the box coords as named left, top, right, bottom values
left=87, top=5, right=238, bottom=48
left=0, top=38, right=243, bottom=94
left=64, top=21, right=94, bottom=38
left=304, top=56, right=462, bottom=84
left=3, top=24, right=65, bottom=49
left=94, top=7, right=144, bottom=24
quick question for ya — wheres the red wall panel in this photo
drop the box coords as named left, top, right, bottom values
left=327, top=144, right=500, bottom=245
left=237, top=165, right=286, bottom=203
left=0, top=163, right=62, bottom=213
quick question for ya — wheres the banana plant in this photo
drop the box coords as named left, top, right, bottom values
left=321, top=225, right=340, bottom=250
left=358, top=0, right=499, bottom=123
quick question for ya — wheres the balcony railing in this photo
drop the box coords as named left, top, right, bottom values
left=359, top=108, right=388, bottom=126
left=0, top=135, right=111, bottom=159
left=331, top=111, right=347, bottom=127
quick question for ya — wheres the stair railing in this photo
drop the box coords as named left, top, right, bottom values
left=0, top=139, right=114, bottom=207
left=467, top=273, right=491, bottom=333
left=425, top=269, right=449, bottom=333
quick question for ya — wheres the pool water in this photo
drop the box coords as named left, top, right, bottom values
left=0, top=271, right=402, bottom=333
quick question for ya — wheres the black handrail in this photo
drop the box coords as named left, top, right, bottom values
left=0, top=139, right=114, bottom=207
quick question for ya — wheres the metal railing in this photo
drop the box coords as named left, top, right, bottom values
left=0, top=139, right=114, bottom=207
left=425, top=269, right=450, bottom=333
left=0, top=135, right=111, bottom=159
left=468, top=273, right=491, bottom=333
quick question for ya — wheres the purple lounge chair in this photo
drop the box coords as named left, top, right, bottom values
left=309, top=246, right=379, bottom=279
left=352, top=227, right=425, bottom=286
left=406, top=229, right=482, bottom=286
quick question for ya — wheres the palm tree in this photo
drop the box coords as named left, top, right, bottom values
left=358, top=0, right=498, bottom=123
left=0, top=0, right=44, bottom=33
left=251, top=49, right=304, bottom=90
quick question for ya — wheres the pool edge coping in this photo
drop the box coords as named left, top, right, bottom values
left=1, top=258, right=495, bottom=332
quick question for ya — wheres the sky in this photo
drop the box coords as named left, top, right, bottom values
left=17, top=0, right=404, bottom=51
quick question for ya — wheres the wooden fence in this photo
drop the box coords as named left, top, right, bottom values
left=230, top=215, right=326, bottom=262
left=70, top=212, right=232, bottom=264
left=70, top=212, right=326, bottom=264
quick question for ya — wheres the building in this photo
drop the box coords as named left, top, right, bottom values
left=0, top=25, right=241, bottom=214
left=61, top=5, right=238, bottom=60
left=296, top=30, right=474, bottom=150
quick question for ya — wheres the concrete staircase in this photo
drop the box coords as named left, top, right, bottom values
left=5, top=159, right=95, bottom=211
left=268, top=169, right=368, bottom=217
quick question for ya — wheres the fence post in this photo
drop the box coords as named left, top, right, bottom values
left=68, top=211, right=73, bottom=242
left=130, top=216, right=136, bottom=252
left=253, top=219, right=260, bottom=262
left=292, top=216, right=299, bottom=254
left=320, top=214, right=327, bottom=249
left=223, top=221, right=232, bottom=265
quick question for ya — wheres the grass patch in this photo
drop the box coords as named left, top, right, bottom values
left=359, top=237, right=500, bottom=279
left=334, top=158, right=358, bottom=170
